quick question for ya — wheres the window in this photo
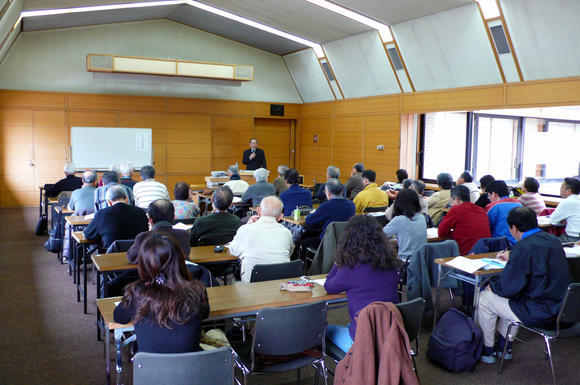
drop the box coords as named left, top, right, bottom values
left=421, top=112, right=467, bottom=180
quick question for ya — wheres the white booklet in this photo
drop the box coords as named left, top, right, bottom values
left=427, top=227, right=439, bottom=239
left=564, top=246, right=580, bottom=258
left=445, top=256, right=488, bottom=274
left=172, top=222, right=193, bottom=230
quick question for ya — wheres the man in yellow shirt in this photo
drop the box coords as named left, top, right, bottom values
left=353, top=170, right=389, bottom=214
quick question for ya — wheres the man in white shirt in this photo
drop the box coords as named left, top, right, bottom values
left=228, top=196, right=294, bottom=283
left=132, top=165, right=170, bottom=209
left=223, top=164, right=249, bottom=195
left=457, top=170, right=480, bottom=203
left=550, top=177, right=580, bottom=243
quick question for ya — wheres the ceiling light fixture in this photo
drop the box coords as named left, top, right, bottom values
left=20, top=0, right=326, bottom=58
left=305, top=0, right=393, bottom=42
left=474, top=0, right=501, bottom=19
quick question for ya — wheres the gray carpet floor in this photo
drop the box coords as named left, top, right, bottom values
left=0, top=207, right=578, bottom=385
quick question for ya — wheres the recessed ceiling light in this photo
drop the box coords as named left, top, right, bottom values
left=305, top=0, right=393, bottom=42
left=21, top=1, right=187, bottom=17
left=475, top=0, right=501, bottom=19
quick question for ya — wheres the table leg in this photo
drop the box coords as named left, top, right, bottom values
left=83, top=244, right=88, bottom=314
left=115, top=329, right=123, bottom=385
left=97, top=270, right=103, bottom=341
left=433, top=264, right=443, bottom=329
left=473, top=275, right=481, bottom=323
left=105, top=324, right=111, bottom=385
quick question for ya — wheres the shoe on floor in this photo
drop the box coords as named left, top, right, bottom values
left=496, top=349, right=513, bottom=360
left=480, top=354, right=496, bottom=364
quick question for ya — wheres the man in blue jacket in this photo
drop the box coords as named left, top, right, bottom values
left=478, top=207, right=572, bottom=363
left=279, top=168, right=312, bottom=216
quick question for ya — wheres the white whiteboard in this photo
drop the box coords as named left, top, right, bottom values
left=71, top=127, right=152, bottom=169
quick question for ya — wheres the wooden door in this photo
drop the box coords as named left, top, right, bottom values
left=253, top=118, right=293, bottom=176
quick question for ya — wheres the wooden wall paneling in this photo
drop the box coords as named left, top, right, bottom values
left=212, top=116, right=252, bottom=171
left=33, top=110, right=67, bottom=190
left=363, top=114, right=400, bottom=183
left=299, top=116, right=332, bottom=182
left=253, top=118, right=292, bottom=173
left=68, top=111, right=118, bottom=127
left=300, top=101, right=333, bottom=118
left=506, top=78, right=580, bottom=107
left=332, top=116, right=363, bottom=181
left=253, top=102, right=300, bottom=119
left=0, top=90, right=65, bottom=109
left=166, top=113, right=211, bottom=177
left=401, top=85, right=504, bottom=112
left=167, top=98, right=252, bottom=116
left=334, top=95, right=400, bottom=116
left=67, top=93, right=166, bottom=112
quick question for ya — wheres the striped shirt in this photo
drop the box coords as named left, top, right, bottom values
left=133, top=179, right=170, bottom=209
left=518, top=192, right=546, bottom=215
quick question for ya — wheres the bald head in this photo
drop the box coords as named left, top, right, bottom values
left=260, top=196, right=283, bottom=218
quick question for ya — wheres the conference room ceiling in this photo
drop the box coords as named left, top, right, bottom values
left=19, top=0, right=473, bottom=55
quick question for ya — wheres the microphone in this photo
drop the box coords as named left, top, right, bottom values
left=251, top=148, right=255, bottom=153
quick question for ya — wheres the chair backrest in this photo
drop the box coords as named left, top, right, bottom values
left=468, top=237, right=510, bottom=254
left=250, top=260, right=304, bottom=283
left=538, top=208, right=555, bottom=216
left=133, top=347, right=234, bottom=385
left=363, top=206, right=388, bottom=213
left=395, top=298, right=425, bottom=345
left=106, top=239, right=135, bottom=253
left=558, top=283, right=580, bottom=325
left=186, top=263, right=219, bottom=287
left=198, top=234, right=235, bottom=246
left=252, top=301, right=327, bottom=359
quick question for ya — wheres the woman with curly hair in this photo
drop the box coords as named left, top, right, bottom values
left=324, top=215, right=401, bottom=352
left=113, top=232, right=209, bottom=353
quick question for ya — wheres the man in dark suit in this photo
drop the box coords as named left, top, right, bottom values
left=45, top=162, right=82, bottom=197
left=83, top=185, right=148, bottom=250
left=126, top=199, right=190, bottom=263
left=190, top=186, right=241, bottom=246
left=242, top=138, right=266, bottom=170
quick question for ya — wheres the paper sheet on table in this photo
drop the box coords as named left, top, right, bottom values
left=232, top=196, right=242, bottom=203
left=427, top=227, right=439, bottom=239
left=564, top=246, right=580, bottom=258
left=85, top=213, right=95, bottom=219
left=173, top=222, right=193, bottom=230
left=446, top=256, right=488, bottom=274
left=537, top=216, right=552, bottom=226
left=114, top=301, right=121, bottom=307
left=312, top=279, right=326, bottom=286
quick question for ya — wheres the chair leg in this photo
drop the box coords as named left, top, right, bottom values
left=319, top=359, right=328, bottom=385
left=296, top=367, right=301, bottom=385
left=498, top=323, right=515, bottom=374
left=544, top=336, right=557, bottom=385
left=411, top=355, right=420, bottom=383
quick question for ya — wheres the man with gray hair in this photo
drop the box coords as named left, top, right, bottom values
left=229, top=196, right=294, bottom=283
left=84, top=185, right=148, bottom=249
left=119, top=162, right=137, bottom=189
left=94, top=171, right=135, bottom=211
left=68, top=170, right=97, bottom=213
left=273, top=165, right=289, bottom=196
left=45, top=162, right=82, bottom=197
left=315, top=165, right=345, bottom=202
left=224, top=164, right=249, bottom=195
left=345, top=162, right=365, bottom=200
left=241, top=167, right=276, bottom=206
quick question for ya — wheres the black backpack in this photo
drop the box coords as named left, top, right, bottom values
left=35, top=214, right=48, bottom=236
left=427, top=308, right=483, bottom=371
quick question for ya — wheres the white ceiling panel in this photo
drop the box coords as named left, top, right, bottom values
left=22, top=0, right=166, bottom=10
left=182, top=0, right=372, bottom=43
left=392, top=4, right=502, bottom=91
left=333, top=0, right=472, bottom=25
left=323, top=31, right=400, bottom=98
left=500, top=0, right=580, bottom=81
left=283, top=49, right=334, bottom=103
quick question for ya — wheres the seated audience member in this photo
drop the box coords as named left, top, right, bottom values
left=384, top=178, right=413, bottom=221
left=98, top=164, right=120, bottom=187
left=411, top=179, right=429, bottom=215
left=68, top=170, right=97, bottom=213
left=114, top=233, right=209, bottom=353
left=550, top=177, right=580, bottom=243
left=478, top=207, right=571, bottom=363
left=304, top=178, right=356, bottom=244
left=345, top=162, right=365, bottom=200
left=223, top=164, right=249, bottom=195
left=240, top=167, right=276, bottom=207
left=457, top=170, right=480, bottom=203
left=353, top=169, right=389, bottom=214
left=517, top=177, right=546, bottom=215
left=84, top=185, right=148, bottom=249
left=172, top=182, right=199, bottom=220
left=228, top=196, right=294, bottom=283
left=272, top=165, right=289, bottom=196
left=119, top=162, right=137, bottom=189
left=383, top=189, right=427, bottom=261
left=94, top=171, right=135, bottom=211
left=315, top=166, right=344, bottom=203
left=325, top=215, right=400, bottom=352
left=45, top=162, right=82, bottom=197
left=438, top=185, right=491, bottom=255
left=427, top=172, right=453, bottom=225
left=475, top=174, right=495, bottom=208
left=280, top=168, right=312, bottom=216
left=190, top=186, right=241, bottom=247
left=127, top=199, right=191, bottom=263
left=392, top=169, right=408, bottom=190
left=486, top=181, right=522, bottom=244
left=133, top=165, right=170, bottom=209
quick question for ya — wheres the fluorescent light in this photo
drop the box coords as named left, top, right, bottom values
left=305, top=0, right=393, bottom=42
left=475, top=0, right=501, bottom=19
left=20, top=0, right=326, bottom=58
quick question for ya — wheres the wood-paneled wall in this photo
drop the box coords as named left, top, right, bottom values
left=1, top=76, right=578, bottom=207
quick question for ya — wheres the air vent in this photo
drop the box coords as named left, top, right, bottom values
left=490, top=25, right=510, bottom=54
left=321, top=61, right=335, bottom=81
left=387, top=47, right=403, bottom=70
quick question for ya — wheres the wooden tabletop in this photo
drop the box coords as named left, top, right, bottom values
left=92, top=246, right=238, bottom=273
left=54, top=206, right=74, bottom=214
left=97, top=274, right=344, bottom=330
left=72, top=231, right=98, bottom=244
left=66, top=215, right=93, bottom=226
left=434, top=252, right=504, bottom=276
left=47, top=197, right=59, bottom=204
